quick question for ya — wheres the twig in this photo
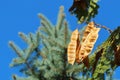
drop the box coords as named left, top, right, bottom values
left=24, top=61, right=35, bottom=75
left=94, top=23, right=113, bottom=34
left=35, top=47, right=47, bottom=59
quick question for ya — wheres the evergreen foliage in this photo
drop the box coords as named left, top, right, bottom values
left=9, top=6, right=120, bottom=80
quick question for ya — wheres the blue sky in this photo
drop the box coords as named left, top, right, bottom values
left=0, top=0, right=120, bottom=80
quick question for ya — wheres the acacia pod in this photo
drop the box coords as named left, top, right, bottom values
left=82, top=22, right=95, bottom=42
left=67, top=29, right=79, bottom=65
left=76, top=33, right=81, bottom=63
left=79, top=25, right=100, bottom=61
left=114, top=46, right=120, bottom=66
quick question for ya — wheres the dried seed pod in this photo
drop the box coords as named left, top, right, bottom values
left=82, top=22, right=95, bottom=42
left=92, top=48, right=104, bottom=74
left=67, top=22, right=100, bottom=66
left=79, top=24, right=100, bottom=62
left=76, top=35, right=81, bottom=63
left=114, top=46, right=120, bottom=66
left=82, top=56, right=90, bottom=68
left=67, top=29, right=80, bottom=65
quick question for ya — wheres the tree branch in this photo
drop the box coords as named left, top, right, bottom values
left=94, top=23, right=113, bottom=34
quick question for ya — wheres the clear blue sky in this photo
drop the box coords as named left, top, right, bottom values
left=0, top=0, right=120, bottom=80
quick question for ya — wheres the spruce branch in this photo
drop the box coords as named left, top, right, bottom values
left=38, top=13, right=53, bottom=30
left=9, top=42, right=36, bottom=75
left=12, top=75, right=16, bottom=80
left=9, top=41, right=24, bottom=57
left=18, top=32, right=31, bottom=44
left=64, top=21, right=68, bottom=46
left=56, top=6, right=65, bottom=30
left=40, top=20, right=54, bottom=36
left=35, top=47, right=47, bottom=59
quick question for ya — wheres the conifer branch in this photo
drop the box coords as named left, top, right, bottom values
left=12, top=75, right=17, bottom=80
left=56, top=6, right=65, bottom=30
left=35, top=47, right=47, bottom=59
left=64, top=21, right=68, bottom=46
left=9, top=41, right=24, bottom=57
left=38, top=13, right=53, bottom=30
left=40, top=20, right=53, bottom=36
left=9, top=42, right=35, bottom=75
left=18, top=32, right=31, bottom=44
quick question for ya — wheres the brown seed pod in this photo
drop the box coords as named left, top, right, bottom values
left=67, top=29, right=80, bottom=65
left=67, top=22, right=100, bottom=67
left=82, top=22, right=95, bottom=42
left=82, top=56, right=90, bottom=68
left=114, top=46, right=120, bottom=66
left=76, top=35, right=81, bottom=63
left=92, top=48, right=104, bottom=74
left=79, top=22, right=100, bottom=62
